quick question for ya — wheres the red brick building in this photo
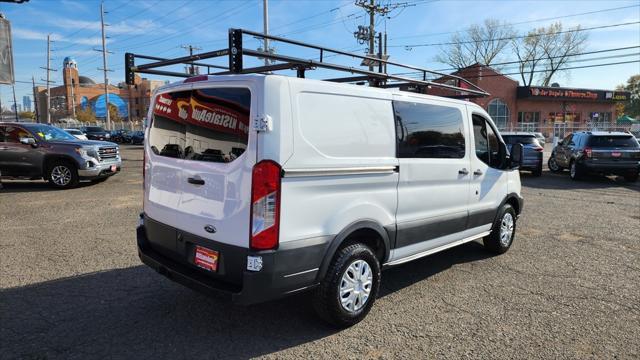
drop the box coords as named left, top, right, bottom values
left=431, top=64, right=631, bottom=136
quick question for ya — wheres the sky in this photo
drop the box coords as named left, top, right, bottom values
left=1, top=0, right=639, bottom=111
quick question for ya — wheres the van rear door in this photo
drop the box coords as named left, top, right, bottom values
left=145, top=84, right=256, bottom=250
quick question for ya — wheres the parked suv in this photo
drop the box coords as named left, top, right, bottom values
left=548, top=131, right=640, bottom=181
left=501, top=132, right=543, bottom=176
left=0, top=123, right=121, bottom=188
left=81, top=126, right=110, bottom=141
left=136, top=75, right=524, bottom=327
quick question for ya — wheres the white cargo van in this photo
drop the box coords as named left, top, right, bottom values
left=136, top=74, right=524, bottom=327
left=131, top=29, right=524, bottom=327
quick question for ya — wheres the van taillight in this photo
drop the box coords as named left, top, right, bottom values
left=584, top=147, right=592, bottom=158
left=250, top=160, right=281, bottom=250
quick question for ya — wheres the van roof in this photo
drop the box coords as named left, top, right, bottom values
left=155, top=74, right=482, bottom=108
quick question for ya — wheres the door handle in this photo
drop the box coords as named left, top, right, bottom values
left=458, top=168, right=469, bottom=175
left=187, top=177, right=205, bottom=185
left=473, top=169, right=483, bottom=176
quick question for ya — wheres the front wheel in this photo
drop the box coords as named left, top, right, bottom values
left=483, top=204, right=517, bottom=254
left=313, top=243, right=381, bottom=328
left=548, top=156, right=562, bottom=172
left=47, top=161, right=79, bottom=189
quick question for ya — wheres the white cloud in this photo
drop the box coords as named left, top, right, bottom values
left=13, top=27, right=110, bottom=47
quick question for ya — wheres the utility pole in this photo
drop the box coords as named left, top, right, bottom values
left=11, top=83, right=18, bottom=121
left=354, top=0, right=390, bottom=72
left=97, top=1, right=114, bottom=130
left=32, top=76, right=39, bottom=122
left=263, top=0, right=269, bottom=67
left=40, top=34, right=56, bottom=124
left=181, top=45, right=202, bottom=75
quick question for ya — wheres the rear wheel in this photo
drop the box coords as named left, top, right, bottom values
left=313, top=243, right=381, bottom=328
left=532, top=163, right=543, bottom=177
left=483, top=204, right=517, bottom=254
left=624, top=171, right=639, bottom=182
left=47, top=161, right=79, bottom=189
left=548, top=156, right=562, bottom=172
left=569, top=160, right=583, bottom=181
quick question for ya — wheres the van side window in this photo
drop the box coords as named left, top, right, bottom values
left=394, top=101, right=465, bottom=158
left=472, top=115, right=500, bottom=168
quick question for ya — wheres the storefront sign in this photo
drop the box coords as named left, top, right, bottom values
left=517, top=86, right=630, bottom=102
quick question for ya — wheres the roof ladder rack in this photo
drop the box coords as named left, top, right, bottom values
left=125, top=28, right=489, bottom=98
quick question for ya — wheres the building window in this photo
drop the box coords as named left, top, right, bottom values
left=487, top=98, right=509, bottom=130
left=517, top=112, right=540, bottom=123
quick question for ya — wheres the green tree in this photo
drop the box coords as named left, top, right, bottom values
left=108, top=103, right=122, bottom=122
left=621, top=75, right=640, bottom=118
left=18, top=111, right=35, bottom=120
left=76, top=106, right=97, bottom=123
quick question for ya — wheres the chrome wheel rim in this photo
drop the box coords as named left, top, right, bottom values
left=570, top=163, right=576, bottom=178
left=339, top=259, right=373, bottom=313
left=549, top=158, right=559, bottom=171
left=51, top=165, right=71, bottom=186
left=499, top=213, right=514, bottom=247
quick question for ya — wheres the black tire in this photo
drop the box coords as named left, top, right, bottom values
left=569, top=160, right=583, bottom=181
left=313, top=243, right=381, bottom=328
left=532, top=163, right=543, bottom=177
left=47, top=160, right=79, bottom=189
left=624, top=171, right=639, bottom=182
left=547, top=156, right=562, bottom=173
left=483, top=204, right=517, bottom=254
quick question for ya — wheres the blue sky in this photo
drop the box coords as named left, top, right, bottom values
left=2, top=0, right=639, bottom=110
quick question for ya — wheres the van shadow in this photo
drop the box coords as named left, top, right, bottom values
left=0, top=243, right=492, bottom=359
left=521, top=171, right=640, bottom=191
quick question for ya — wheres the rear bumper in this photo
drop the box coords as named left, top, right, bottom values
left=136, top=215, right=330, bottom=305
left=580, top=160, right=640, bottom=174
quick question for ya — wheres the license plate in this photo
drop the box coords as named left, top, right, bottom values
left=611, top=152, right=621, bottom=157
left=110, top=165, right=117, bottom=172
left=194, top=246, right=218, bottom=272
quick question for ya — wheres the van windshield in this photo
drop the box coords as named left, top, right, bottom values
left=149, top=88, right=251, bottom=163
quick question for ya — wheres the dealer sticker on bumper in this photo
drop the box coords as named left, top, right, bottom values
left=194, top=246, right=218, bottom=272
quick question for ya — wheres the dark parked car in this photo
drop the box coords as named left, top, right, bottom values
left=110, top=129, right=132, bottom=143
left=548, top=131, right=640, bottom=181
left=130, top=131, right=145, bottom=145
left=501, top=132, right=543, bottom=176
left=81, top=126, right=111, bottom=141
left=0, top=123, right=121, bottom=188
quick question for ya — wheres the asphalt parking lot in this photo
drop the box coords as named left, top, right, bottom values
left=1, top=145, right=639, bottom=359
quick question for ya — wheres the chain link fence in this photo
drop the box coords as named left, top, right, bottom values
left=53, top=120, right=145, bottom=132
left=498, top=122, right=638, bottom=142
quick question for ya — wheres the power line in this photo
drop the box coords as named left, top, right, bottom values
left=402, top=60, right=640, bottom=81
left=395, top=21, right=640, bottom=49
left=427, top=45, right=640, bottom=72
left=391, top=4, right=640, bottom=40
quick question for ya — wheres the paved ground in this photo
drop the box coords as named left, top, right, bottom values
left=1, top=145, right=639, bottom=359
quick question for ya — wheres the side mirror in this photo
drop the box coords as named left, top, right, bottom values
left=509, top=143, right=524, bottom=169
left=19, top=137, right=37, bottom=147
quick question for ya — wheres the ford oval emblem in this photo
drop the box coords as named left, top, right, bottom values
left=204, top=225, right=217, bottom=234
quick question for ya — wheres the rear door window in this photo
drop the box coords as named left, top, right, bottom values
left=502, top=135, right=538, bottom=145
left=149, top=88, right=251, bottom=162
left=587, top=135, right=638, bottom=148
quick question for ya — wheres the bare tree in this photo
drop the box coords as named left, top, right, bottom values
left=435, top=19, right=515, bottom=70
left=513, top=22, right=588, bottom=86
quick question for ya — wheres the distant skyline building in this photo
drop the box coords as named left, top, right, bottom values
left=23, top=95, right=31, bottom=112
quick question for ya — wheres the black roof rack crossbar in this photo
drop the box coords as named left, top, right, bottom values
left=125, top=28, right=489, bottom=98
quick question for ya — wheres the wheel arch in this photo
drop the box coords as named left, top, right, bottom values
left=42, top=154, right=81, bottom=173
left=316, top=220, right=392, bottom=282
left=491, top=193, right=523, bottom=231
